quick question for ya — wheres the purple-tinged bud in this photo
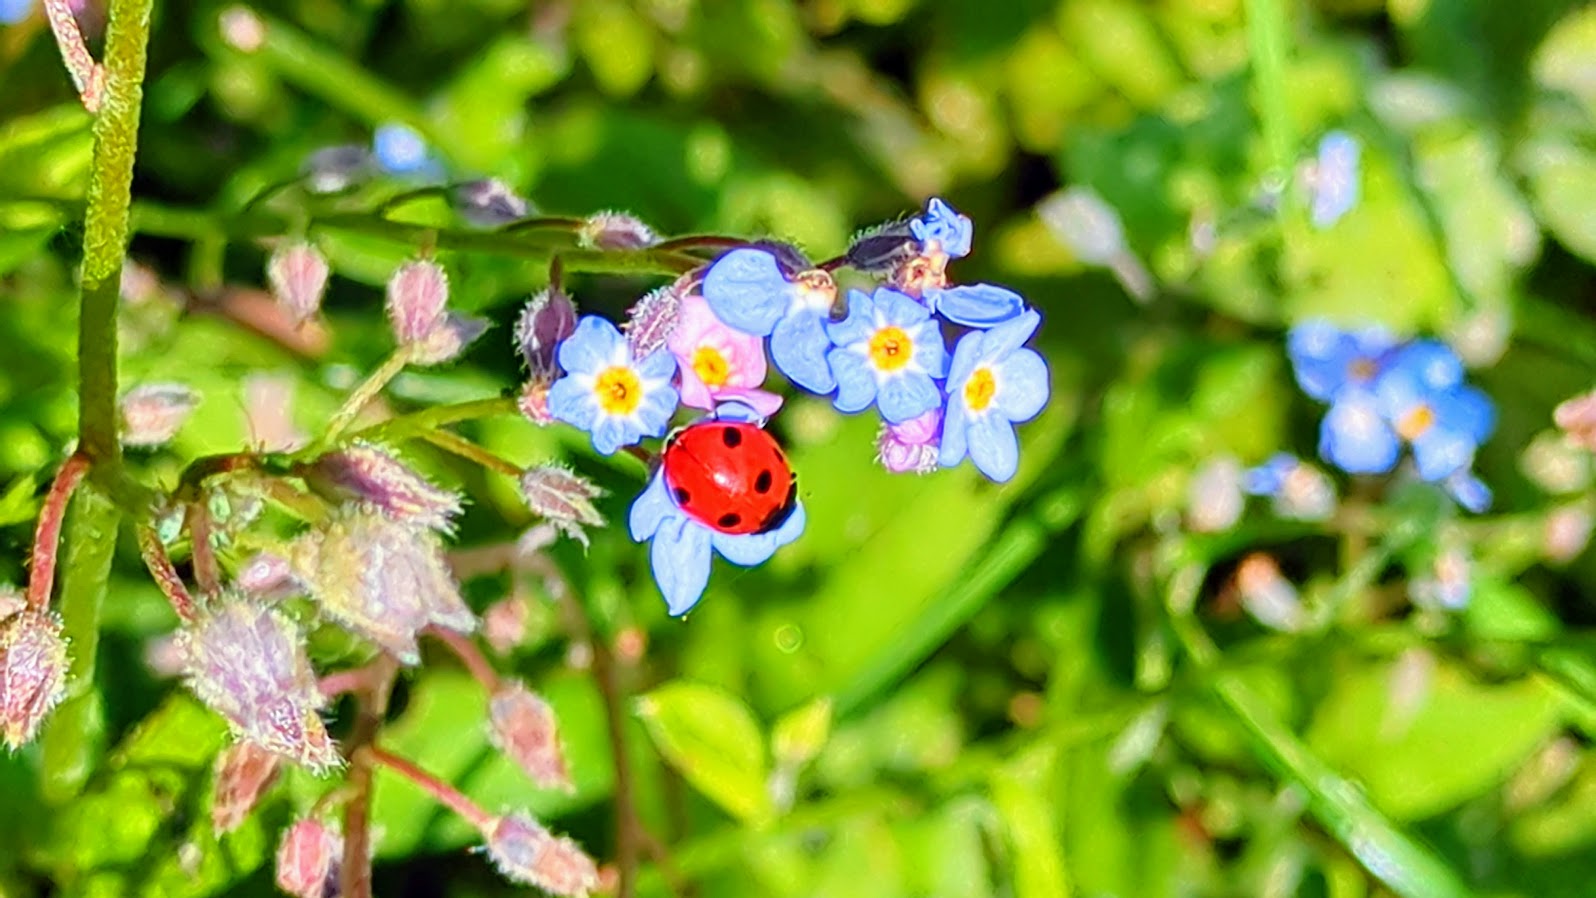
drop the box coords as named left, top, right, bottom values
left=454, top=179, right=531, bottom=228
left=514, top=287, right=579, bottom=378
left=1545, top=505, right=1594, bottom=564
left=489, top=681, right=572, bottom=791
left=1234, top=554, right=1306, bottom=632
left=410, top=314, right=490, bottom=366
left=1186, top=457, right=1244, bottom=533
left=288, top=508, right=476, bottom=665
left=519, top=464, right=606, bottom=547
left=876, top=407, right=943, bottom=475
left=120, top=259, right=162, bottom=306
left=0, top=610, right=69, bottom=750
left=1555, top=388, right=1596, bottom=453
left=386, top=259, right=450, bottom=348
left=177, top=599, right=340, bottom=771
left=483, top=597, right=532, bottom=656
left=0, top=585, right=23, bottom=622
left=266, top=242, right=330, bottom=325
left=120, top=383, right=200, bottom=447
left=275, top=818, right=342, bottom=898
left=518, top=380, right=555, bottom=426
left=300, top=144, right=373, bottom=194
left=212, top=741, right=281, bottom=834
left=578, top=211, right=657, bottom=250
left=482, top=812, right=600, bottom=896
left=622, top=284, right=682, bottom=360
left=302, top=443, right=463, bottom=533
left=237, top=552, right=300, bottom=600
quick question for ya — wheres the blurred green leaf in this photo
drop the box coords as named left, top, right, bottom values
left=992, top=745, right=1069, bottom=898
left=772, top=696, right=833, bottom=770
left=637, top=680, right=773, bottom=824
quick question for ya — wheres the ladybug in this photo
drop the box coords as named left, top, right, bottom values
left=661, top=420, right=798, bottom=535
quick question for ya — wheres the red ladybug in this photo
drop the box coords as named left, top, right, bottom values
left=662, top=420, right=798, bottom=535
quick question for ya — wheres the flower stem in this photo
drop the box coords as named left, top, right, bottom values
left=425, top=626, right=501, bottom=692
left=347, top=396, right=518, bottom=447
left=419, top=429, right=523, bottom=478
left=339, top=659, right=397, bottom=898
left=321, top=348, right=413, bottom=447
left=1244, top=0, right=1297, bottom=183
left=366, top=745, right=493, bottom=828
left=136, top=523, right=198, bottom=623
left=187, top=502, right=224, bottom=597
left=41, top=0, right=104, bottom=112
left=26, top=453, right=91, bottom=612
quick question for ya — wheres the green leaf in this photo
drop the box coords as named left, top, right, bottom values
left=636, top=680, right=772, bottom=824
left=772, top=696, right=833, bottom=770
left=1533, top=5, right=1596, bottom=118
left=991, top=745, right=1069, bottom=898
left=1522, top=135, right=1596, bottom=264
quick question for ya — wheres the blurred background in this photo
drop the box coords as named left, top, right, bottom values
left=3, top=0, right=1596, bottom=895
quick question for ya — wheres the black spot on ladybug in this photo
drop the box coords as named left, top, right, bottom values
left=717, top=512, right=742, bottom=529
left=721, top=426, right=742, bottom=448
left=673, top=487, right=691, bottom=506
left=753, top=469, right=773, bottom=494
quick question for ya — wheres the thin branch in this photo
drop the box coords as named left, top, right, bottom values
left=339, top=657, right=398, bottom=898
left=426, top=626, right=502, bottom=693
left=187, top=502, right=223, bottom=597
left=41, top=0, right=105, bottom=112
left=419, top=429, right=523, bottom=478
left=26, top=452, right=91, bottom=612
left=366, top=745, right=494, bottom=828
left=344, top=396, right=518, bottom=449
left=135, top=523, right=197, bottom=623
left=321, top=348, right=413, bottom=447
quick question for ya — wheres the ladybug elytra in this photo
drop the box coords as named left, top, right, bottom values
left=661, top=421, right=798, bottom=535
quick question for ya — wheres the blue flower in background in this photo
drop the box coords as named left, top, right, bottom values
left=1244, top=453, right=1303, bottom=497
left=629, top=466, right=806, bottom=616
left=910, top=197, right=974, bottom=259
left=1287, top=319, right=1395, bottom=402
left=1309, top=130, right=1361, bottom=229
left=373, top=123, right=444, bottom=180
left=939, top=310, right=1050, bottom=483
left=0, top=0, right=34, bottom=24
left=547, top=316, right=678, bottom=455
left=1374, top=355, right=1495, bottom=482
left=1244, top=453, right=1337, bottom=521
left=1444, top=470, right=1492, bottom=514
left=826, top=287, right=949, bottom=423
left=702, top=248, right=837, bottom=394
left=1318, top=388, right=1401, bottom=475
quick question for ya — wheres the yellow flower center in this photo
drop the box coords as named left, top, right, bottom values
left=868, top=326, right=914, bottom=372
left=1348, top=358, right=1378, bottom=382
left=692, top=346, right=731, bottom=387
left=1397, top=404, right=1435, bottom=441
left=594, top=366, right=643, bottom=416
left=964, top=367, right=998, bottom=412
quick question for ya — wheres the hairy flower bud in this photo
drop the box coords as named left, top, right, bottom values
left=212, top=741, right=282, bottom=834
left=1545, top=505, right=1594, bottom=564
left=410, top=314, right=490, bottom=366
left=275, top=818, right=342, bottom=898
left=578, top=211, right=657, bottom=250
left=237, top=552, right=300, bottom=600
left=0, top=610, right=69, bottom=749
left=518, top=380, right=555, bottom=426
left=266, top=242, right=330, bottom=325
left=1186, top=457, right=1244, bottom=533
left=845, top=222, right=917, bottom=274
left=288, top=508, right=476, bottom=664
left=386, top=259, right=450, bottom=348
left=489, top=682, right=572, bottom=791
left=483, top=812, right=599, bottom=896
left=454, top=178, right=531, bottom=228
left=177, top=599, right=339, bottom=770
left=519, top=465, right=606, bottom=546
left=622, top=284, right=682, bottom=360
left=482, top=596, right=532, bottom=656
left=120, top=383, right=200, bottom=447
left=515, top=287, right=578, bottom=378
left=875, top=408, right=943, bottom=475
left=302, top=443, right=463, bottom=532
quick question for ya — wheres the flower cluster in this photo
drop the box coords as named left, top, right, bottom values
left=523, top=198, right=1050, bottom=614
left=1287, top=320, right=1495, bottom=511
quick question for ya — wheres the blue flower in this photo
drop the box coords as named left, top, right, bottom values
left=1317, top=389, right=1401, bottom=475
left=1287, top=320, right=1396, bottom=402
left=547, top=316, right=679, bottom=455
left=373, top=123, right=444, bottom=180
left=1373, top=360, right=1495, bottom=482
left=923, top=283, right=1027, bottom=329
left=1243, top=453, right=1302, bottom=496
left=0, top=0, right=34, bottom=24
left=825, top=288, right=950, bottom=423
left=1444, top=470, right=1492, bottom=513
left=939, top=310, right=1050, bottom=482
left=629, top=467, right=806, bottom=616
left=702, top=248, right=837, bottom=394
left=1309, top=131, right=1361, bottom=229
left=910, top=197, right=974, bottom=259
left=1243, top=453, right=1336, bottom=521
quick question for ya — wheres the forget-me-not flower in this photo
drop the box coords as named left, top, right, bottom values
left=1287, top=320, right=1396, bottom=402
left=939, top=310, right=1050, bottom=482
left=1243, top=453, right=1336, bottom=521
left=1308, top=131, right=1361, bottom=229
left=702, top=248, right=838, bottom=394
left=1374, top=354, right=1495, bottom=482
left=547, top=316, right=678, bottom=455
left=910, top=197, right=974, bottom=260
left=1317, top=388, right=1402, bottom=474
left=667, top=294, right=783, bottom=418
left=373, top=123, right=444, bottom=180
left=826, top=288, right=949, bottom=423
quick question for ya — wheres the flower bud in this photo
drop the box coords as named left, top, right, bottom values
left=244, top=372, right=309, bottom=452
left=212, top=741, right=281, bottom=834
left=302, top=443, right=462, bottom=532
left=410, top=314, right=489, bottom=366
left=0, top=610, right=69, bottom=750
left=875, top=408, right=942, bottom=475
left=144, top=633, right=185, bottom=678
left=1545, top=505, right=1593, bottom=565
left=519, top=465, right=606, bottom=547
left=748, top=240, right=814, bottom=276
left=372, top=122, right=437, bottom=177
left=300, top=144, right=373, bottom=194
left=845, top=223, right=917, bottom=274
left=177, top=599, right=340, bottom=770
left=275, top=818, right=342, bottom=898
left=622, top=284, right=682, bottom=360
left=236, top=552, right=300, bottom=600
left=386, top=259, right=450, bottom=348
left=1186, top=457, right=1244, bottom=533
left=578, top=211, right=657, bottom=250
left=266, top=242, right=330, bottom=325
left=454, top=178, right=531, bottom=228
left=515, top=287, right=579, bottom=378
left=1234, top=554, right=1306, bottom=632
left=482, top=597, right=532, bottom=656
left=482, top=812, right=600, bottom=896
left=1410, top=547, right=1472, bottom=611
left=217, top=5, right=266, bottom=53
left=518, top=379, right=555, bottom=426
left=288, top=508, right=476, bottom=665
left=1555, top=389, right=1596, bottom=452
left=120, top=383, right=200, bottom=447
left=489, top=682, right=573, bottom=791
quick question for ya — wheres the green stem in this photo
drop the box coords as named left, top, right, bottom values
left=1244, top=0, right=1296, bottom=181
left=346, top=396, right=518, bottom=447
left=76, top=0, right=156, bottom=468
left=320, top=349, right=414, bottom=447
left=419, top=429, right=523, bottom=478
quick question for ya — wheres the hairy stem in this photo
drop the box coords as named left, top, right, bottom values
left=420, top=430, right=523, bottom=478
left=26, top=453, right=91, bottom=612
left=339, top=658, right=397, bottom=898
left=41, top=0, right=104, bottom=111
left=347, top=396, right=518, bottom=447
left=135, top=523, right=198, bottom=622
left=426, top=626, right=502, bottom=692
left=367, top=745, right=493, bottom=828
left=321, top=349, right=412, bottom=446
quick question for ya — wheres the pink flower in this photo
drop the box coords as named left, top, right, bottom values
left=666, top=294, right=782, bottom=417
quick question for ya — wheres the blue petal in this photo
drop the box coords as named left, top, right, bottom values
left=629, top=472, right=679, bottom=541
left=945, top=329, right=984, bottom=392
left=1372, top=365, right=1428, bottom=422
left=1436, top=385, right=1496, bottom=443
left=1310, top=131, right=1361, bottom=229
left=908, top=319, right=950, bottom=379
left=1319, top=392, right=1400, bottom=474
left=558, top=316, right=626, bottom=375
left=709, top=499, right=807, bottom=565
left=1445, top=471, right=1492, bottom=513
left=928, top=284, right=1026, bottom=328
left=1243, top=453, right=1299, bottom=496
left=876, top=287, right=931, bottom=326
left=635, top=383, right=681, bottom=438
left=824, top=290, right=878, bottom=348
left=938, top=395, right=971, bottom=469
left=546, top=376, right=598, bottom=431
left=650, top=516, right=713, bottom=616
left=828, top=348, right=877, bottom=414
left=910, top=197, right=974, bottom=258
left=994, top=349, right=1049, bottom=423
left=877, top=372, right=941, bottom=424
left=1411, top=427, right=1475, bottom=481
left=590, top=416, right=638, bottom=456
left=772, top=309, right=836, bottom=393
left=702, top=249, right=792, bottom=337
left=635, top=347, right=678, bottom=382
left=1393, top=340, right=1463, bottom=392
left=966, top=412, right=1020, bottom=483
left=713, top=400, right=765, bottom=424
left=977, top=309, right=1043, bottom=364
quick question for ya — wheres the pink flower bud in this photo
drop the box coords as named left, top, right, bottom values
left=1186, top=457, right=1243, bottom=533
left=1556, top=388, right=1596, bottom=453
left=1545, top=505, right=1593, bottom=564
left=519, top=465, right=606, bottom=547
left=623, top=283, right=682, bottom=360
left=489, top=681, right=572, bottom=791
left=454, top=178, right=530, bottom=228
left=875, top=407, right=943, bottom=474
left=578, top=211, right=657, bottom=250
left=120, top=383, right=200, bottom=447
left=144, top=633, right=185, bottom=678
left=212, top=741, right=282, bottom=834
left=0, top=610, right=69, bottom=750
left=218, top=6, right=267, bottom=53
left=386, top=259, right=450, bottom=348
left=410, top=313, right=490, bottom=366
left=266, top=242, right=330, bottom=325
left=515, top=287, right=578, bottom=378
left=302, top=443, right=463, bottom=532
left=482, top=596, right=531, bottom=655
left=177, top=600, right=340, bottom=771
left=288, top=508, right=476, bottom=665
left=482, top=812, right=599, bottom=896
left=518, top=379, right=555, bottom=426
left=1234, top=554, right=1306, bottom=632
left=275, top=818, right=342, bottom=898
left=237, top=552, right=300, bottom=600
